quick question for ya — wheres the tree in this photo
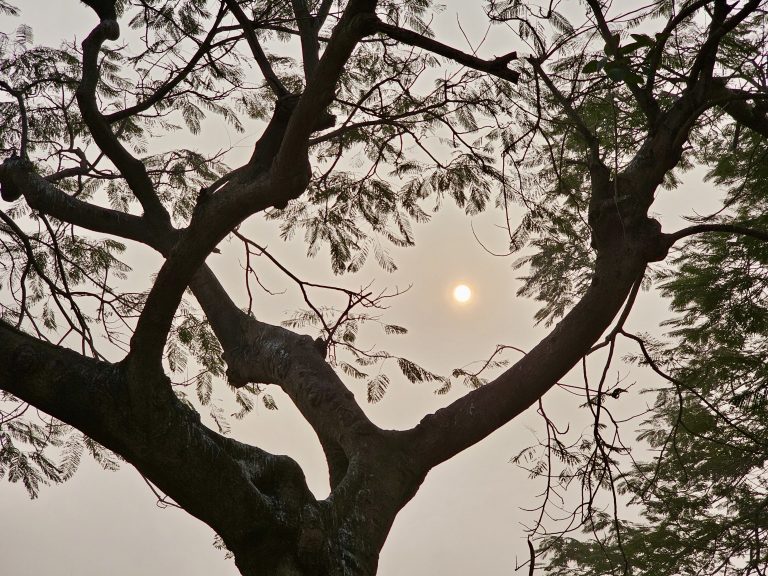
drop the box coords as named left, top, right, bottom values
left=1, top=0, right=767, bottom=574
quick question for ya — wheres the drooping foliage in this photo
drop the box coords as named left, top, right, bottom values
left=489, top=3, right=768, bottom=574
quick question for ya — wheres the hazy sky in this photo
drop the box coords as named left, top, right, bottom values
left=0, top=2, right=722, bottom=575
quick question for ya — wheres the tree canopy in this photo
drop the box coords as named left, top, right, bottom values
left=1, top=0, right=768, bottom=574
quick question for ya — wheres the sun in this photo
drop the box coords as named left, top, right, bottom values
left=453, top=284, right=472, bottom=303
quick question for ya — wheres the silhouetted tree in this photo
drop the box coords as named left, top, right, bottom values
left=1, top=1, right=767, bottom=574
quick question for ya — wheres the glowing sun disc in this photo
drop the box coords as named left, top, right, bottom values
left=453, top=284, right=472, bottom=303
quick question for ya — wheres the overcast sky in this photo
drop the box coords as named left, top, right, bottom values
left=0, top=2, right=722, bottom=574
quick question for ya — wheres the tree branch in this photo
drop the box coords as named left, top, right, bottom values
left=0, top=80, right=29, bottom=158
left=0, top=157, right=160, bottom=247
left=664, top=223, right=768, bottom=248
left=687, top=0, right=761, bottom=88
left=290, top=0, right=321, bottom=79
left=76, top=18, right=171, bottom=229
left=0, top=155, right=355, bottom=483
left=716, top=90, right=768, bottom=138
left=0, top=318, right=314, bottom=562
left=307, top=101, right=446, bottom=145
left=583, top=0, right=660, bottom=122
left=224, top=0, right=290, bottom=99
left=409, top=247, right=647, bottom=470
left=315, top=0, right=335, bottom=30
left=529, top=57, right=602, bottom=163
left=588, top=267, right=646, bottom=354
left=126, top=100, right=312, bottom=375
left=0, top=146, right=363, bottom=484
left=273, top=0, right=378, bottom=172
left=644, top=0, right=714, bottom=93
left=105, top=4, right=228, bottom=123
left=369, top=16, right=520, bottom=84
left=188, top=264, right=373, bottom=487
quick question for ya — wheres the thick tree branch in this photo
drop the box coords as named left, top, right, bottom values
left=126, top=109, right=317, bottom=374
left=717, top=91, right=768, bottom=138
left=189, top=264, right=372, bottom=484
left=622, top=81, right=717, bottom=202
left=0, top=157, right=160, bottom=246
left=664, top=223, right=768, bottom=248
left=369, top=16, right=520, bottom=84
left=184, top=268, right=423, bottom=568
left=315, top=0, right=335, bottom=30
left=624, top=84, right=764, bottom=209
left=0, top=131, right=365, bottom=482
left=129, top=0, right=382, bottom=374
left=290, top=0, right=321, bottom=79
left=409, top=240, right=651, bottom=470
left=620, top=3, right=761, bottom=201
left=0, top=155, right=370, bottom=488
left=0, top=320, right=118, bottom=444
left=80, top=0, right=117, bottom=21
left=273, top=0, right=378, bottom=172
left=76, top=18, right=171, bottom=229
left=0, top=155, right=354, bottom=485
left=588, top=268, right=646, bottom=354
left=404, top=8, right=757, bottom=466
left=0, top=319, right=306, bottom=560
left=687, top=0, right=761, bottom=88
left=645, top=0, right=714, bottom=92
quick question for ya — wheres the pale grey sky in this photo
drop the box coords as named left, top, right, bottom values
left=0, top=2, right=723, bottom=575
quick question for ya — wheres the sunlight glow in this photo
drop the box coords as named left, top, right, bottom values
left=453, top=284, right=472, bottom=303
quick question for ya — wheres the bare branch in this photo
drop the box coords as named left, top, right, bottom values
left=589, top=268, right=646, bottom=354
left=664, top=223, right=768, bottom=249
left=369, top=16, right=520, bottom=83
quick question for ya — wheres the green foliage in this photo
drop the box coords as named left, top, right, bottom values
left=281, top=304, right=450, bottom=398
left=575, top=131, right=768, bottom=576
left=536, top=119, right=768, bottom=576
left=0, top=391, right=120, bottom=498
left=472, top=3, right=768, bottom=574
left=514, top=200, right=594, bottom=325
left=582, top=33, right=655, bottom=86
left=367, top=373, right=390, bottom=403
